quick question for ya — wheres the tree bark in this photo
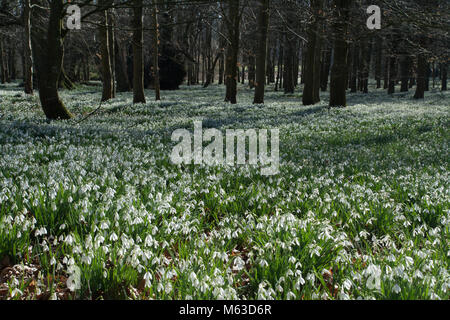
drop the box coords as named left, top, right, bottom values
left=303, top=0, right=323, bottom=105
left=283, top=27, right=294, bottom=94
left=0, top=36, right=6, bottom=84
left=248, top=54, right=255, bottom=88
left=442, top=63, right=448, bottom=91
left=350, top=44, right=358, bottom=93
left=388, top=55, right=397, bottom=94
left=224, top=0, right=240, bottom=104
left=9, top=46, right=16, bottom=81
left=253, top=0, right=269, bottom=104
left=425, top=63, right=430, bottom=91
left=115, top=38, right=131, bottom=92
left=360, top=37, right=371, bottom=93
left=275, top=37, right=282, bottom=91
left=108, top=10, right=116, bottom=97
left=132, top=0, right=146, bottom=103
left=374, top=36, right=382, bottom=89
left=313, top=16, right=324, bottom=101
left=329, top=0, right=351, bottom=108
left=98, top=1, right=113, bottom=101
left=151, top=0, right=161, bottom=100
left=414, top=53, right=426, bottom=99
left=32, top=0, right=72, bottom=119
left=383, top=56, right=389, bottom=89
left=320, top=46, right=332, bottom=92
left=23, top=3, right=34, bottom=95
left=400, top=55, right=411, bottom=92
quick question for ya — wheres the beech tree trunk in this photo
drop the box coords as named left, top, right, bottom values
left=32, top=0, right=72, bottom=119
left=320, top=46, right=332, bottom=92
left=425, top=63, right=430, bottom=91
left=329, top=0, right=351, bottom=108
left=283, top=27, right=294, bottom=94
left=400, top=55, right=411, bottom=92
left=99, top=1, right=113, bottom=101
left=360, top=37, right=371, bottom=93
left=23, top=8, right=34, bottom=94
left=442, top=63, right=448, bottom=91
left=303, top=0, right=323, bottom=105
left=275, top=37, right=282, bottom=91
left=0, top=36, right=6, bottom=84
left=375, top=36, right=382, bottom=89
left=9, top=46, right=16, bottom=81
left=152, top=0, right=161, bottom=100
left=132, top=0, right=146, bottom=103
left=115, top=38, right=131, bottom=92
left=414, top=53, right=426, bottom=99
left=313, top=17, right=324, bottom=101
left=248, top=54, right=256, bottom=89
left=108, top=10, right=116, bottom=97
left=388, top=55, right=397, bottom=94
left=350, top=44, right=358, bottom=93
left=383, top=56, right=389, bottom=89
left=224, top=0, right=240, bottom=104
left=253, top=0, right=269, bottom=104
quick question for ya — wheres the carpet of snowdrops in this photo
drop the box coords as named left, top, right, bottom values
left=0, top=82, right=448, bottom=300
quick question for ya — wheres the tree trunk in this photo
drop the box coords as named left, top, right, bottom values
left=313, top=18, right=324, bottom=101
left=253, top=0, right=269, bottom=104
left=283, top=28, right=294, bottom=94
left=414, top=53, right=426, bottom=99
left=442, top=63, right=448, bottom=91
left=132, top=0, right=146, bottom=103
left=9, top=46, right=16, bottom=81
left=23, top=1, right=34, bottom=96
left=108, top=10, right=116, bottom=97
left=400, top=55, right=411, bottom=92
left=375, top=36, right=382, bottom=89
left=303, top=0, right=323, bottom=105
left=32, top=0, right=72, bottom=119
left=425, top=63, right=430, bottom=91
left=360, top=37, right=370, bottom=93
left=59, top=68, right=75, bottom=89
left=83, top=55, right=90, bottom=82
left=219, top=55, right=224, bottom=84
left=224, top=0, right=240, bottom=104
left=0, top=36, right=6, bottom=84
left=275, top=38, right=282, bottom=91
left=294, top=43, right=300, bottom=87
left=115, top=38, right=131, bottom=92
left=350, top=44, right=358, bottom=93
left=151, top=0, right=161, bottom=100
left=388, top=55, right=397, bottom=94
left=329, top=0, right=351, bottom=108
left=99, top=2, right=113, bottom=101
left=300, top=42, right=306, bottom=85
left=320, top=46, right=332, bottom=92
left=383, top=56, right=389, bottom=89
left=248, top=54, right=255, bottom=88
left=204, top=50, right=223, bottom=88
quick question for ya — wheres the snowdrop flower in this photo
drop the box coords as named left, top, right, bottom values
left=143, top=272, right=152, bottom=288
left=110, top=232, right=118, bottom=241
left=232, top=256, right=245, bottom=271
left=392, top=284, right=401, bottom=294
left=259, top=259, right=269, bottom=268
left=10, top=288, right=22, bottom=298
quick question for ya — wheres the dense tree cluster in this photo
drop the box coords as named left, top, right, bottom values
left=0, top=0, right=448, bottom=119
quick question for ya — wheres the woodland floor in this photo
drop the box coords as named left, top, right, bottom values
left=0, top=82, right=448, bottom=300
